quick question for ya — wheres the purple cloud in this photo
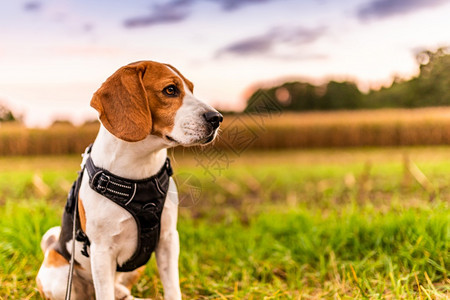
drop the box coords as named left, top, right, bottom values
left=217, top=26, right=327, bottom=57
left=124, top=0, right=193, bottom=28
left=123, top=0, right=279, bottom=28
left=219, top=0, right=272, bottom=11
left=222, top=37, right=273, bottom=55
left=357, top=0, right=448, bottom=20
left=24, top=1, right=42, bottom=12
left=124, top=11, right=189, bottom=28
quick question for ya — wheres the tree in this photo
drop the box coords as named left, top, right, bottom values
left=319, top=81, right=363, bottom=110
left=244, top=47, right=450, bottom=112
left=364, top=47, right=450, bottom=108
left=245, top=80, right=363, bottom=111
left=0, top=103, right=17, bottom=122
left=415, top=47, right=450, bottom=106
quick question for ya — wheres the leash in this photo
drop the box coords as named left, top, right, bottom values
left=64, top=187, right=78, bottom=300
left=64, top=146, right=90, bottom=299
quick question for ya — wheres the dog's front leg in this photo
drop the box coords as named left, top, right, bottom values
left=156, top=178, right=182, bottom=300
left=90, top=242, right=116, bottom=299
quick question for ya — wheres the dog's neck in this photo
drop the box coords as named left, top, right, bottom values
left=90, top=125, right=169, bottom=180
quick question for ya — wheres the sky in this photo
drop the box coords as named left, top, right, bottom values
left=0, top=0, right=449, bottom=127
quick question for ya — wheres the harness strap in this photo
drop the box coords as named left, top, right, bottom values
left=85, top=156, right=173, bottom=205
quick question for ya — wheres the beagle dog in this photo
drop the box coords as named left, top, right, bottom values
left=36, top=61, right=223, bottom=299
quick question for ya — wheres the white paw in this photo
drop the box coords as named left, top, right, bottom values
left=115, top=283, right=134, bottom=300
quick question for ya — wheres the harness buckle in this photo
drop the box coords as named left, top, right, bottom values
left=92, top=172, right=110, bottom=194
left=98, top=174, right=110, bottom=193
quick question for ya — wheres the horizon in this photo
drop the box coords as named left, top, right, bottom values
left=0, top=0, right=449, bottom=126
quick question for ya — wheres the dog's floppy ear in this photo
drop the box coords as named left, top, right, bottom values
left=91, top=63, right=152, bottom=142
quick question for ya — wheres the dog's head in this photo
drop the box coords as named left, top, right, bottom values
left=91, top=61, right=222, bottom=146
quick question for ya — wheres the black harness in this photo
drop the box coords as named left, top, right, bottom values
left=57, top=145, right=173, bottom=272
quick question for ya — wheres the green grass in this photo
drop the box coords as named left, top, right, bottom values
left=0, top=148, right=449, bottom=299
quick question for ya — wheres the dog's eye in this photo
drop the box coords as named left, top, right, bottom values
left=163, top=85, right=178, bottom=97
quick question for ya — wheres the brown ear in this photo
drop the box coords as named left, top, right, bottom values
left=91, top=64, right=152, bottom=142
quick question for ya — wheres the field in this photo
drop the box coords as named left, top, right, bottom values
left=4, top=107, right=450, bottom=155
left=0, top=147, right=449, bottom=299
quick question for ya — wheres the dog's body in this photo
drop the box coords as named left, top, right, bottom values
left=36, top=61, right=222, bottom=299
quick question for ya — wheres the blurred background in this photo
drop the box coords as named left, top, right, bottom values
left=0, top=0, right=449, bottom=299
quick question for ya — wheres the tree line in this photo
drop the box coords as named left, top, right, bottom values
left=1, top=47, right=448, bottom=125
left=245, top=47, right=450, bottom=112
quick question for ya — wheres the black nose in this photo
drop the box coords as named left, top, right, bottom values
left=203, top=111, right=223, bottom=129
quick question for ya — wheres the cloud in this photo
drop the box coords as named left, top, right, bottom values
left=357, top=0, right=448, bottom=20
left=124, top=0, right=193, bottom=28
left=219, top=0, right=272, bottom=11
left=123, top=0, right=279, bottom=28
left=124, top=10, right=189, bottom=28
left=23, top=1, right=42, bottom=12
left=221, top=37, right=273, bottom=55
left=82, top=23, right=94, bottom=33
left=217, top=26, right=327, bottom=57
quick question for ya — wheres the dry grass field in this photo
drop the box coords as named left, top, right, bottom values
left=3, top=107, right=450, bottom=155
